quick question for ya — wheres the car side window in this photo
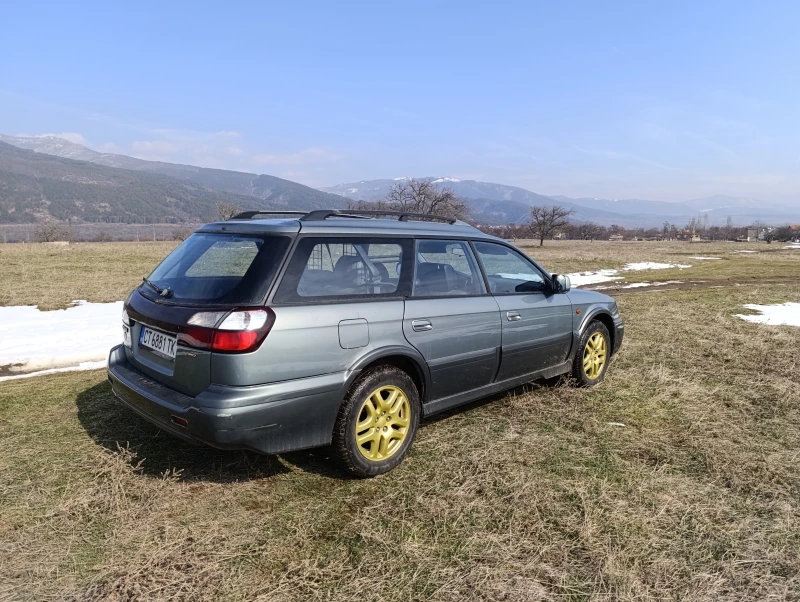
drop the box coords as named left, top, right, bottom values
left=413, top=240, right=485, bottom=297
left=274, top=237, right=413, bottom=302
left=473, top=241, right=548, bottom=294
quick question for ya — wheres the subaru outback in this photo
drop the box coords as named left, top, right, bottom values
left=108, top=210, right=624, bottom=477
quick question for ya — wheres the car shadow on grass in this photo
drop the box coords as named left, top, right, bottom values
left=75, top=381, right=347, bottom=482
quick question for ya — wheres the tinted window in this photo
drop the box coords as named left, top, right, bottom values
left=143, top=233, right=290, bottom=305
left=274, top=237, right=413, bottom=302
left=413, top=240, right=485, bottom=297
left=473, top=242, right=548, bottom=293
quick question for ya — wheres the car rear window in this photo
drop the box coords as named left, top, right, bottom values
left=274, top=237, right=413, bottom=303
left=142, top=233, right=290, bottom=306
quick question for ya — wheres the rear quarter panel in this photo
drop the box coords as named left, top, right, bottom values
left=210, top=300, right=408, bottom=386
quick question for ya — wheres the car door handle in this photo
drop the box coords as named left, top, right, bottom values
left=506, top=311, right=522, bottom=321
left=411, top=319, right=433, bottom=332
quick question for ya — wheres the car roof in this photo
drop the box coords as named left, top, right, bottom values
left=199, top=215, right=505, bottom=241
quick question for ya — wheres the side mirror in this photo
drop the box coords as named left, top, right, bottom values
left=551, top=274, right=571, bottom=293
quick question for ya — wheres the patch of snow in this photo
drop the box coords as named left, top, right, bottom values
left=620, top=280, right=683, bottom=289
left=393, top=176, right=410, bottom=181
left=567, top=269, right=622, bottom=287
left=783, top=244, right=800, bottom=249
left=431, top=177, right=462, bottom=184
left=735, top=302, right=800, bottom=327
left=0, top=301, right=122, bottom=378
left=690, top=256, right=722, bottom=260
left=732, top=250, right=757, bottom=253
left=0, top=360, right=107, bottom=383
left=623, top=262, right=691, bottom=270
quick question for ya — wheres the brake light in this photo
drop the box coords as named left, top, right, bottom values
left=212, top=330, right=259, bottom=351
left=178, top=309, right=274, bottom=353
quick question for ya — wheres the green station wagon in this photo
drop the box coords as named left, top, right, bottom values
left=108, top=210, right=623, bottom=476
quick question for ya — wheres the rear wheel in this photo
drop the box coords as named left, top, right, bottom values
left=572, top=321, right=611, bottom=387
left=332, top=366, right=420, bottom=477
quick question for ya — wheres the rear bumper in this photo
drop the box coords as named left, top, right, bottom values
left=612, top=316, right=624, bottom=355
left=106, top=345, right=345, bottom=454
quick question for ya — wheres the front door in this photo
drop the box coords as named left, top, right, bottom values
left=402, top=239, right=501, bottom=400
left=472, top=241, right=573, bottom=382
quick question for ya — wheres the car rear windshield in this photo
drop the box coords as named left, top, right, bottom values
left=141, top=233, right=291, bottom=306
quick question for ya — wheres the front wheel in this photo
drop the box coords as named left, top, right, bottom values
left=332, top=366, right=421, bottom=477
left=571, top=321, right=611, bottom=387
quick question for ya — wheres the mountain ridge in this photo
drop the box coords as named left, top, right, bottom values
left=0, top=134, right=347, bottom=211
left=0, top=141, right=346, bottom=223
left=322, top=178, right=797, bottom=227
left=2, top=135, right=796, bottom=227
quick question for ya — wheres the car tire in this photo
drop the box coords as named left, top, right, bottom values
left=571, top=320, right=611, bottom=387
left=332, top=366, right=421, bottom=478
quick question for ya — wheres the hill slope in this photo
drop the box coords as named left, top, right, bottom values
left=0, top=135, right=346, bottom=213
left=0, top=142, right=344, bottom=223
left=324, top=177, right=798, bottom=227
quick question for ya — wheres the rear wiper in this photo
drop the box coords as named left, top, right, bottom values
left=142, top=277, right=173, bottom=298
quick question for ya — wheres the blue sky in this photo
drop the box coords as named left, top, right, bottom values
left=3, top=1, right=800, bottom=203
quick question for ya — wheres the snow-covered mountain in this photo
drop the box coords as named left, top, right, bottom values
left=323, top=178, right=798, bottom=227
left=3, top=133, right=796, bottom=227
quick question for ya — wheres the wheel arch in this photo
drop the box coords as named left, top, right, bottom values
left=345, top=346, right=430, bottom=402
left=579, top=308, right=616, bottom=355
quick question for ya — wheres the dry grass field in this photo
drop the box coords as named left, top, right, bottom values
left=1, top=239, right=799, bottom=601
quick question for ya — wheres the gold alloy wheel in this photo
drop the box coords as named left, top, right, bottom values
left=583, top=332, right=608, bottom=380
left=355, top=385, right=411, bottom=461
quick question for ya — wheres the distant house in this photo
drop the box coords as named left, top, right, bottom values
left=747, top=228, right=759, bottom=242
left=608, top=234, right=624, bottom=242
left=552, top=232, right=567, bottom=240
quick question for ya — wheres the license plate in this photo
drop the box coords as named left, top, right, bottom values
left=139, top=326, right=177, bottom=359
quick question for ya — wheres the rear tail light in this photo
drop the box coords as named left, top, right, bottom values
left=178, top=308, right=274, bottom=353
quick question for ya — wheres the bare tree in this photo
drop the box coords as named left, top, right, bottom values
left=577, top=221, right=603, bottom=241
left=34, top=221, right=71, bottom=243
left=172, top=228, right=193, bottom=241
left=529, top=206, right=573, bottom=246
left=343, top=180, right=469, bottom=221
left=724, top=215, right=734, bottom=241
left=216, top=202, right=241, bottom=221
left=381, top=179, right=470, bottom=221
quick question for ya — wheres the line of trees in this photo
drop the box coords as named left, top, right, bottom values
left=485, top=211, right=798, bottom=244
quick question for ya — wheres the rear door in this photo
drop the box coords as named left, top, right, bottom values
left=124, top=231, right=292, bottom=396
left=402, top=239, right=501, bottom=400
left=472, top=241, right=572, bottom=381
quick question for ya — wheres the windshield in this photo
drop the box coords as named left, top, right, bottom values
left=142, top=233, right=290, bottom=306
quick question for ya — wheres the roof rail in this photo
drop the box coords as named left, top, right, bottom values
left=301, top=209, right=458, bottom=224
left=229, top=210, right=307, bottom=220
left=229, top=209, right=459, bottom=224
